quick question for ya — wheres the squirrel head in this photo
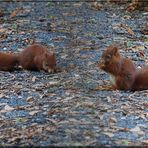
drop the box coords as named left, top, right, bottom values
left=42, top=52, right=57, bottom=73
left=98, top=45, right=121, bottom=75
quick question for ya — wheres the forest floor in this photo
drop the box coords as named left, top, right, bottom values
left=0, top=1, right=148, bottom=146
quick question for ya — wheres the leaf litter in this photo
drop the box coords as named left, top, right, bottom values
left=0, top=1, right=147, bottom=147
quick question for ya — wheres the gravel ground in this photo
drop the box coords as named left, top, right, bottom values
left=0, top=1, right=148, bottom=146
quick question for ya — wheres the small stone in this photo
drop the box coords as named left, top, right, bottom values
left=3, top=47, right=7, bottom=51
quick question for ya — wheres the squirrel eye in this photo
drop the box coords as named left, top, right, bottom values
left=107, top=55, right=111, bottom=59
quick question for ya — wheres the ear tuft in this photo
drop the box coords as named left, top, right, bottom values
left=112, top=46, right=118, bottom=55
left=107, top=45, right=118, bottom=55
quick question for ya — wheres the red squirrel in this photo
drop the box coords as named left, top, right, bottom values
left=98, top=45, right=148, bottom=91
left=126, top=0, right=148, bottom=12
left=0, top=52, right=19, bottom=71
left=18, top=44, right=56, bottom=73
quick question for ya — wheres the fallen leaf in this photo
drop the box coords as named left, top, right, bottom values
left=120, top=23, right=135, bottom=36
left=10, top=9, right=20, bottom=18
left=0, top=28, right=7, bottom=33
left=126, top=3, right=137, bottom=12
left=107, top=96, right=112, bottom=102
left=141, top=28, right=148, bottom=35
left=119, top=127, right=129, bottom=132
left=8, top=136, right=21, bottom=143
left=79, top=47, right=92, bottom=50
left=0, top=93, right=5, bottom=98
left=138, top=114, right=147, bottom=120
left=139, top=51, right=145, bottom=57
left=26, top=97, right=33, bottom=102
left=29, top=110, right=39, bottom=115
left=135, top=45, right=145, bottom=50
left=103, top=132, right=114, bottom=137
left=32, top=76, right=36, bottom=82
left=130, top=126, right=144, bottom=135
left=94, top=85, right=113, bottom=91
left=45, top=126, right=55, bottom=132
left=4, top=104, right=14, bottom=111
left=127, top=45, right=145, bottom=52
left=48, top=81, right=58, bottom=85
left=15, top=118, right=26, bottom=123
left=143, top=102, right=148, bottom=107
left=90, top=2, right=102, bottom=10
left=109, top=117, right=117, bottom=123
left=141, top=140, right=148, bottom=145
left=122, top=140, right=130, bottom=145
left=123, top=15, right=131, bottom=19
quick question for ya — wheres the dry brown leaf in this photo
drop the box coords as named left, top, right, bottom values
left=127, top=45, right=145, bottom=53
left=44, top=93, right=56, bottom=97
left=143, top=102, right=148, bottom=107
left=138, top=114, right=147, bottom=120
left=95, top=85, right=113, bottom=91
left=139, top=51, right=145, bottom=57
left=126, top=3, right=137, bottom=12
left=10, top=9, right=20, bottom=18
left=90, top=2, right=102, bottom=10
left=123, top=15, right=131, bottom=19
left=0, top=28, right=7, bottom=33
left=79, top=47, right=92, bottom=51
left=109, top=117, right=117, bottom=123
left=141, top=140, right=148, bottom=145
left=8, top=136, right=21, bottom=143
left=26, top=97, right=34, bottom=102
left=134, top=45, right=145, bottom=51
left=45, top=126, right=55, bottom=132
left=119, top=23, right=135, bottom=36
left=141, top=27, right=148, bottom=35
left=119, top=127, right=129, bottom=132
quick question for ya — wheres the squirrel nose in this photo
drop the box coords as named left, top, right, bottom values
left=48, top=69, right=52, bottom=73
left=98, top=59, right=105, bottom=68
left=98, top=58, right=105, bottom=65
left=48, top=68, right=55, bottom=73
left=99, top=58, right=105, bottom=64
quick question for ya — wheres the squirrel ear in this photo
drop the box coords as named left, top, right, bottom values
left=113, top=46, right=118, bottom=55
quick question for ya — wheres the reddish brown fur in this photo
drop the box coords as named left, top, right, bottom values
left=19, top=44, right=56, bottom=73
left=132, top=68, right=148, bottom=91
left=98, top=45, right=148, bottom=91
left=0, top=52, right=19, bottom=71
left=126, top=0, right=148, bottom=11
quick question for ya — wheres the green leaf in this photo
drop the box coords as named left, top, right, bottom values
left=122, top=140, right=129, bottom=145
left=127, top=41, right=132, bottom=47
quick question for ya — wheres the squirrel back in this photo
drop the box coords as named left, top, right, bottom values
left=0, top=52, right=19, bottom=71
left=132, top=68, right=148, bottom=91
left=19, top=44, right=56, bottom=73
